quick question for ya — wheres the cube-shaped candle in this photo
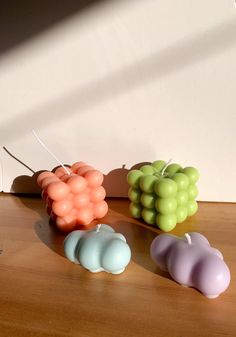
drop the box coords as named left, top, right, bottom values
left=37, top=162, right=108, bottom=232
left=127, top=160, right=199, bottom=231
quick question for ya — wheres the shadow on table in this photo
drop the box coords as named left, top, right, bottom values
left=102, top=220, right=172, bottom=280
left=33, top=215, right=171, bottom=280
left=34, top=218, right=66, bottom=257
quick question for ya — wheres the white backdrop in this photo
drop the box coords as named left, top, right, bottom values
left=0, top=0, right=236, bottom=201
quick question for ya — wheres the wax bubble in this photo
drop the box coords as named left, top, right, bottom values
left=67, top=176, right=87, bottom=194
left=56, top=214, right=77, bottom=232
left=74, top=193, right=90, bottom=209
left=93, top=200, right=108, bottom=218
left=47, top=181, right=70, bottom=201
left=52, top=199, right=73, bottom=217
left=85, top=170, right=104, bottom=188
left=60, top=174, right=73, bottom=183
left=71, top=161, right=87, bottom=172
left=41, top=176, right=60, bottom=189
left=76, top=165, right=94, bottom=176
left=77, top=208, right=94, bottom=225
left=90, top=186, right=106, bottom=203
left=37, top=171, right=55, bottom=187
left=54, top=166, right=72, bottom=178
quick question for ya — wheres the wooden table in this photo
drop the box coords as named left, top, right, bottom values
left=0, top=193, right=235, bottom=337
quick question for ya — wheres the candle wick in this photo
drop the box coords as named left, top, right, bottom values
left=185, top=233, right=192, bottom=245
left=32, top=129, right=71, bottom=175
left=161, top=158, right=172, bottom=176
left=96, top=224, right=102, bottom=232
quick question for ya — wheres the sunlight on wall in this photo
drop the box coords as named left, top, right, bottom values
left=0, top=0, right=236, bottom=201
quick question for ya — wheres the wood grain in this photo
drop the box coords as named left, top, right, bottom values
left=0, top=193, right=235, bottom=337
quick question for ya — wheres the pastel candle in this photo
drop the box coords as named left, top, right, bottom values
left=64, top=224, right=131, bottom=274
left=37, top=161, right=108, bottom=232
left=127, top=160, right=199, bottom=231
left=150, top=232, right=231, bottom=298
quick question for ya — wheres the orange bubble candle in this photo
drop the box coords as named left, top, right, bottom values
left=37, top=162, right=108, bottom=232
left=32, top=130, right=108, bottom=232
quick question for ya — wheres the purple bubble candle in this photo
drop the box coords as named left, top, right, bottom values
left=150, top=232, right=231, bottom=298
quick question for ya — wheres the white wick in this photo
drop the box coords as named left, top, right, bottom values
left=96, top=224, right=102, bottom=232
left=32, top=129, right=71, bottom=175
left=161, top=158, right=172, bottom=175
left=185, top=233, right=192, bottom=245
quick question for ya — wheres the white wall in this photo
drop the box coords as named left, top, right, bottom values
left=0, top=0, right=236, bottom=201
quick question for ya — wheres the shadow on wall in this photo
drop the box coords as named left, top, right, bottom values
left=4, top=140, right=151, bottom=196
left=0, top=0, right=111, bottom=55
left=11, top=161, right=152, bottom=197
left=0, top=16, right=236, bottom=144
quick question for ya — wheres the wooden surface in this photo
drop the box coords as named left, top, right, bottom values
left=0, top=193, right=235, bottom=337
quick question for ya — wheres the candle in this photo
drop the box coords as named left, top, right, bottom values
left=150, top=232, right=231, bottom=298
left=127, top=160, right=199, bottom=231
left=64, top=224, right=131, bottom=274
left=37, top=162, right=108, bottom=232
left=32, top=130, right=108, bottom=232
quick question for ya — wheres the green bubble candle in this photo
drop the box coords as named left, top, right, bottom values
left=127, top=160, right=199, bottom=232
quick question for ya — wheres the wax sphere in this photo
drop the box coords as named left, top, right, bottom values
left=60, top=174, right=72, bottom=183
left=172, top=173, right=189, bottom=191
left=176, top=207, right=188, bottom=223
left=54, top=166, right=72, bottom=178
left=47, top=181, right=70, bottom=201
left=52, top=199, right=73, bottom=217
left=127, top=170, right=144, bottom=188
left=152, top=160, right=166, bottom=172
left=140, top=165, right=156, bottom=175
left=139, top=175, right=158, bottom=193
left=76, top=165, right=94, bottom=176
left=77, top=207, right=94, bottom=225
left=74, top=193, right=90, bottom=209
left=84, top=170, right=104, bottom=188
left=165, top=163, right=182, bottom=175
left=182, top=167, right=200, bottom=184
left=141, top=193, right=155, bottom=208
left=71, top=161, right=87, bottom=172
left=142, top=208, right=156, bottom=225
left=90, top=186, right=106, bottom=203
left=67, top=175, right=87, bottom=194
left=155, top=197, right=177, bottom=215
left=188, top=184, right=198, bottom=199
left=37, top=171, right=55, bottom=187
left=156, top=214, right=177, bottom=232
left=187, top=200, right=198, bottom=216
left=93, top=200, right=108, bottom=218
left=176, top=191, right=188, bottom=206
left=155, top=178, right=177, bottom=198
left=56, top=214, right=77, bottom=232
left=128, top=188, right=141, bottom=203
left=41, top=176, right=60, bottom=189
left=129, top=202, right=142, bottom=218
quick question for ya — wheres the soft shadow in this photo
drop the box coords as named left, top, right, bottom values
left=35, top=218, right=66, bottom=257
left=10, top=161, right=153, bottom=197
left=1, top=17, right=236, bottom=144
left=103, top=162, right=151, bottom=197
left=0, top=0, right=111, bottom=55
left=110, top=220, right=172, bottom=279
left=19, top=190, right=171, bottom=279
left=12, top=171, right=44, bottom=194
